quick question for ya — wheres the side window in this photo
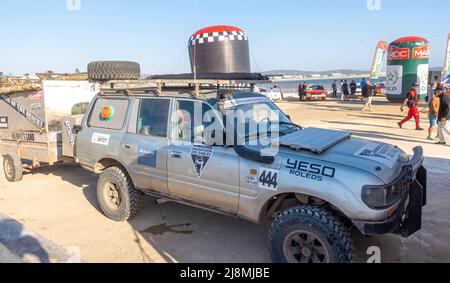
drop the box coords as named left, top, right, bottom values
left=137, top=98, right=170, bottom=137
left=175, top=100, right=217, bottom=142
left=88, top=98, right=129, bottom=130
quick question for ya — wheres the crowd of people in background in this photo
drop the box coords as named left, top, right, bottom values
left=395, top=81, right=450, bottom=145
left=296, top=78, right=450, bottom=146
left=426, top=82, right=449, bottom=145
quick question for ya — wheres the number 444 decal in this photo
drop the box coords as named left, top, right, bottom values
left=258, top=167, right=279, bottom=191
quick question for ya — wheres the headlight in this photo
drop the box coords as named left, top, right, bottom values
left=362, top=183, right=407, bottom=209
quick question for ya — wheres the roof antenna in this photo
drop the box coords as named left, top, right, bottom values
left=193, top=0, right=198, bottom=81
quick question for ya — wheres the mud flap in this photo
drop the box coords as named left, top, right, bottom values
left=399, top=179, right=424, bottom=237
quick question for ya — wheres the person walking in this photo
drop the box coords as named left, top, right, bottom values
left=427, top=87, right=440, bottom=140
left=350, top=80, right=357, bottom=100
left=342, top=80, right=350, bottom=101
left=301, top=82, right=308, bottom=101
left=340, top=80, right=344, bottom=100
left=332, top=80, right=338, bottom=98
left=426, top=82, right=438, bottom=103
left=398, top=83, right=424, bottom=130
left=298, top=83, right=303, bottom=101
left=436, top=86, right=450, bottom=145
left=362, top=80, right=374, bottom=112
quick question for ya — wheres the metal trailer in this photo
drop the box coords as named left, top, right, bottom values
left=0, top=79, right=99, bottom=182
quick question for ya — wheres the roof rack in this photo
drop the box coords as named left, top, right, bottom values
left=36, top=72, right=89, bottom=81
left=99, top=78, right=271, bottom=98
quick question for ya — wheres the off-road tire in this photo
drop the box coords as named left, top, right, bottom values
left=97, top=166, right=144, bottom=222
left=3, top=154, right=23, bottom=183
left=268, top=205, right=353, bottom=263
left=87, top=61, right=141, bottom=81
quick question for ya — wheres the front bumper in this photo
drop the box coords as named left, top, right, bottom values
left=355, top=147, right=427, bottom=238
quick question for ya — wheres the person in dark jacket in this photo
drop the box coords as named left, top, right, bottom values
left=298, top=82, right=307, bottom=101
left=342, top=80, right=350, bottom=101
left=298, top=83, right=303, bottom=101
left=332, top=80, right=338, bottom=98
left=350, top=80, right=357, bottom=100
left=361, top=79, right=368, bottom=99
left=436, top=86, right=450, bottom=145
left=362, top=80, right=374, bottom=112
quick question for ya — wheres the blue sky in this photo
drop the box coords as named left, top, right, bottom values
left=0, top=0, right=449, bottom=75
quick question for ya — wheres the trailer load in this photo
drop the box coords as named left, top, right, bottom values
left=0, top=75, right=99, bottom=181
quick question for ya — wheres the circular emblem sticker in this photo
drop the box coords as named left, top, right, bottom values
left=387, top=71, right=399, bottom=86
left=100, top=106, right=115, bottom=121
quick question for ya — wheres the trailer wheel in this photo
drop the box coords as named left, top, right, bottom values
left=97, top=166, right=144, bottom=222
left=268, top=205, right=353, bottom=263
left=3, top=154, right=23, bottom=183
left=87, top=61, right=141, bottom=81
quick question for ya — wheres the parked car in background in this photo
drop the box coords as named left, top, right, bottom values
left=255, top=86, right=283, bottom=101
left=305, top=85, right=327, bottom=101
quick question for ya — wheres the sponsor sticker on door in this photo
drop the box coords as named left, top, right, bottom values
left=191, top=145, right=213, bottom=178
left=91, top=133, right=111, bottom=146
left=137, top=144, right=158, bottom=168
left=258, top=167, right=279, bottom=191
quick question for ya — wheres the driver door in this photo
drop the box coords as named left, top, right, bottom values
left=167, top=99, right=240, bottom=214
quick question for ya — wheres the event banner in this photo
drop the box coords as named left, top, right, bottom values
left=370, top=41, right=388, bottom=79
left=443, top=33, right=450, bottom=82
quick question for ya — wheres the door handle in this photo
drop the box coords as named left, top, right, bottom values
left=171, top=152, right=183, bottom=159
left=122, top=144, right=132, bottom=150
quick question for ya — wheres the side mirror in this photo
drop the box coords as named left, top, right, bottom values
left=286, top=115, right=291, bottom=121
left=73, top=125, right=83, bottom=134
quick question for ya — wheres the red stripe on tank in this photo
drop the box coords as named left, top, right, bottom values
left=192, top=25, right=244, bottom=36
left=392, top=36, right=428, bottom=43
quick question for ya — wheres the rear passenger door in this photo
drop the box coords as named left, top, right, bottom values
left=119, top=97, right=172, bottom=195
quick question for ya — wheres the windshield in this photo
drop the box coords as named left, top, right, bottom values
left=309, top=85, right=324, bottom=90
left=225, top=97, right=297, bottom=143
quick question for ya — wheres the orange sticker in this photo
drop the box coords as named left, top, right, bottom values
left=100, top=106, right=113, bottom=120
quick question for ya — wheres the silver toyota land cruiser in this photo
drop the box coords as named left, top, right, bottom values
left=74, top=87, right=427, bottom=263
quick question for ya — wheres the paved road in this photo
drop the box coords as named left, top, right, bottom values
left=1, top=98, right=449, bottom=263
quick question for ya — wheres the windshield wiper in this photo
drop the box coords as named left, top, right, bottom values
left=241, top=121, right=302, bottom=141
left=278, top=121, right=303, bottom=130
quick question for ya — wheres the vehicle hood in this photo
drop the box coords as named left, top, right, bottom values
left=278, top=129, right=409, bottom=184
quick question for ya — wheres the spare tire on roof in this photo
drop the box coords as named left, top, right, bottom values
left=88, top=61, right=141, bottom=81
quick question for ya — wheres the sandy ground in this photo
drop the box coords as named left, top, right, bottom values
left=0, top=97, right=449, bottom=263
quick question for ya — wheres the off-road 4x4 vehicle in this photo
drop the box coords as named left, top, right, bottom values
left=73, top=62, right=427, bottom=263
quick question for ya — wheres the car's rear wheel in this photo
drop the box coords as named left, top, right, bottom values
left=97, top=166, right=144, bottom=222
left=3, top=154, right=23, bottom=183
left=268, top=205, right=353, bottom=263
